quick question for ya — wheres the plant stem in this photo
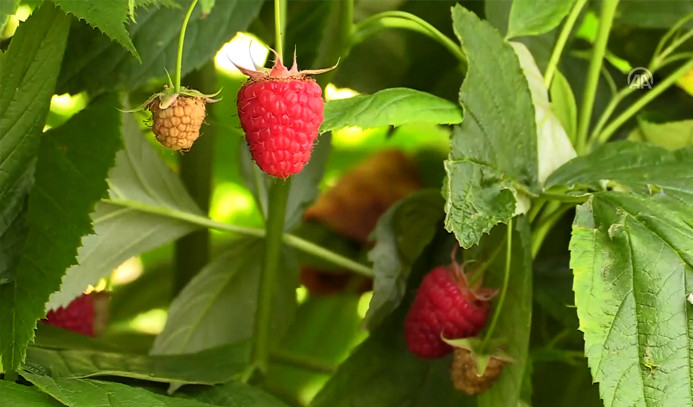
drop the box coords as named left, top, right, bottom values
left=101, top=198, right=373, bottom=277
left=594, top=57, right=693, bottom=146
left=274, top=0, right=287, bottom=59
left=252, top=0, right=290, bottom=374
left=575, top=0, right=619, bottom=154
left=352, top=11, right=467, bottom=69
left=270, top=349, right=337, bottom=374
left=174, top=61, right=216, bottom=295
left=544, top=0, right=588, bottom=88
left=253, top=178, right=291, bottom=373
left=531, top=203, right=572, bottom=258
left=481, top=218, right=513, bottom=350
left=174, top=0, right=198, bottom=93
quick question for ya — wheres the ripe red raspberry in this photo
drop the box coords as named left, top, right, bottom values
left=404, top=264, right=495, bottom=359
left=43, top=292, right=109, bottom=337
left=234, top=53, right=333, bottom=178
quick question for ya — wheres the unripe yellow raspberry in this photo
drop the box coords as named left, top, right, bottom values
left=148, top=95, right=206, bottom=151
left=450, top=348, right=506, bottom=395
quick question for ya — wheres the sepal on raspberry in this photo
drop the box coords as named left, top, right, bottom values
left=444, top=337, right=513, bottom=395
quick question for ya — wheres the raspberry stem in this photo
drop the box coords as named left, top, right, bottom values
left=252, top=0, right=290, bottom=375
left=174, top=0, right=199, bottom=93
left=253, top=178, right=292, bottom=373
left=481, top=218, right=513, bottom=350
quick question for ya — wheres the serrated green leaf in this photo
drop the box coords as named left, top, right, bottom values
left=570, top=192, right=693, bottom=407
left=443, top=5, right=537, bottom=249
left=151, top=239, right=298, bottom=355
left=511, top=42, right=576, bottom=184
left=507, top=0, right=575, bottom=38
left=550, top=70, right=578, bottom=144
left=182, top=381, right=290, bottom=407
left=53, top=0, right=140, bottom=61
left=24, top=341, right=250, bottom=385
left=364, top=190, right=445, bottom=330
left=0, top=380, right=62, bottom=406
left=546, top=141, right=693, bottom=203
left=21, top=372, right=220, bottom=407
left=320, top=88, right=462, bottom=133
left=629, top=118, right=693, bottom=150
left=57, top=0, right=263, bottom=95
left=0, top=94, right=122, bottom=373
left=46, top=114, right=202, bottom=310
left=0, top=2, right=70, bottom=285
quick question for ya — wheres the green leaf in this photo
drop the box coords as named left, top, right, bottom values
left=471, top=218, right=533, bottom=407
left=285, top=133, right=332, bottom=230
left=199, top=0, right=214, bottom=15
left=46, top=114, right=202, bottom=310
left=444, top=5, right=538, bottom=249
left=550, top=70, right=578, bottom=144
left=546, top=141, right=693, bottom=203
left=21, top=372, right=220, bottom=407
left=57, top=0, right=263, bottom=95
left=320, top=88, right=463, bottom=133
left=629, top=118, right=693, bottom=150
left=151, top=239, right=298, bottom=355
left=507, top=0, right=575, bottom=38
left=0, top=0, right=20, bottom=31
left=570, top=192, right=693, bottom=407
left=364, top=190, right=445, bottom=330
left=24, top=341, right=250, bottom=385
left=183, top=381, right=290, bottom=407
left=0, top=94, right=122, bottom=373
left=614, top=0, right=693, bottom=29
left=53, top=0, right=140, bottom=61
left=0, top=2, right=70, bottom=285
left=266, top=295, right=364, bottom=403
left=511, top=42, right=576, bottom=184
left=0, top=380, right=62, bottom=406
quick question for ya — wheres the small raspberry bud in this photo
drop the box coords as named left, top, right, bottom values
left=450, top=348, right=506, bottom=395
left=148, top=95, right=207, bottom=151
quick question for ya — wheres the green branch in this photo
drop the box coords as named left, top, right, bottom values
left=352, top=11, right=467, bottom=69
left=102, top=198, right=373, bottom=278
left=174, top=0, right=198, bottom=92
left=544, top=0, right=588, bottom=88
left=253, top=178, right=291, bottom=373
left=482, top=218, right=513, bottom=350
left=252, top=0, right=290, bottom=374
left=593, top=57, right=693, bottom=147
left=575, top=0, right=619, bottom=154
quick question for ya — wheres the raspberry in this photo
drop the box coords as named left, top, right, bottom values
left=450, top=348, right=506, bottom=395
left=43, top=292, right=109, bottom=337
left=234, top=53, right=334, bottom=178
left=404, top=265, right=494, bottom=359
left=148, top=94, right=207, bottom=152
